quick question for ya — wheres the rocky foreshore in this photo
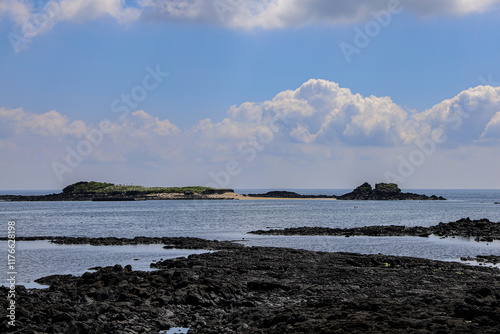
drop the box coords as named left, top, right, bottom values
left=250, top=218, right=500, bottom=242
left=1, top=246, right=500, bottom=333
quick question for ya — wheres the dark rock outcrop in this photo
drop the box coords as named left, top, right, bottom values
left=337, top=182, right=446, bottom=200
left=0, top=193, right=93, bottom=202
left=250, top=218, right=500, bottom=242
left=246, top=191, right=336, bottom=199
left=430, top=218, right=500, bottom=242
left=2, top=246, right=500, bottom=333
left=250, top=225, right=432, bottom=238
left=202, top=189, right=235, bottom=195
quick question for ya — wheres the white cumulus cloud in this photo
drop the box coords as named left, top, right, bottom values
left=2, top=81, right=500, bottom=161
left=2, top=80, right=500, bottom=188
left=481, top=111, right=500, bottom=140
left=194, top=79, right=411, bottom=148
left=409, top=85, right=500, bottom=144
left=58, top=0, right=141, bottom=23
left=0, top=107, right=88, bottom=137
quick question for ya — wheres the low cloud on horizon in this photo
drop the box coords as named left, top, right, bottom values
left=1, top=79, right=500, bottom=190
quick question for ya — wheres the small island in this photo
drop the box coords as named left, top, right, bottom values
left=0, top=181, right=446, bottom=201
left=336, top=182, right=446, bottom=200
left=0, top=181, right=235, bottom=202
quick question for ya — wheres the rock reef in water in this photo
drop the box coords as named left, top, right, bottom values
left=250, top=218, right=500, bottom=242
left=2, top=246, right=500, bottom=333
left=336, top=182, right=446, bottom=200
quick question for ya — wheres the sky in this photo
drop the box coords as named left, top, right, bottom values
left=1, top=0, right=500, bottom=190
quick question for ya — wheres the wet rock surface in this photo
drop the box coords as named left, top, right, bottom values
left=2, top=246, right=500, bottom=333
left=250, top=218, right=500, bottom=242
left=336, top=182, right=446, bottom=200
left=250, top=225, right=433, bottom=238
left=430, top=218, right=500, bottom=242
left=461, top=255, right=500, bottom=265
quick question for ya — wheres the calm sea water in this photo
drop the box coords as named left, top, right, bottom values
left=1, top=189, right=500, bottom=287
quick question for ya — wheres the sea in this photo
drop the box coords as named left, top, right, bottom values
left=1, top=189, right=500, bottom=288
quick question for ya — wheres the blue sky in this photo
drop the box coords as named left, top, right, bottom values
left=1, top=0, right=500, bottom=190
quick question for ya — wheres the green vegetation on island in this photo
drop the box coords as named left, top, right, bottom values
left=375, top=183, right=400, bottom=192
left=62, top=181, right=232, bottom=195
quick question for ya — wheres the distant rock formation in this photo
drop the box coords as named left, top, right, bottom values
left=337, top=182, right=446, bottom=200
left=202, top=189, right=235, bottom=195
left=245, top=191, right=335, bottom=199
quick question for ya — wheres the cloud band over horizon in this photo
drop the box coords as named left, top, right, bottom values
left=1, top=79, right=500, bottom=189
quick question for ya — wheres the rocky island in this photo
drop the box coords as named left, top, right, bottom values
left=0, top=181, right=235, bottom=202
left=336, top=182, right=446, bottom=200
left=0, top=181, right=446, bottom=202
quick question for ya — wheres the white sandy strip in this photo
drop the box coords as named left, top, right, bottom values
left=208, top=193, right=337, bottom=200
